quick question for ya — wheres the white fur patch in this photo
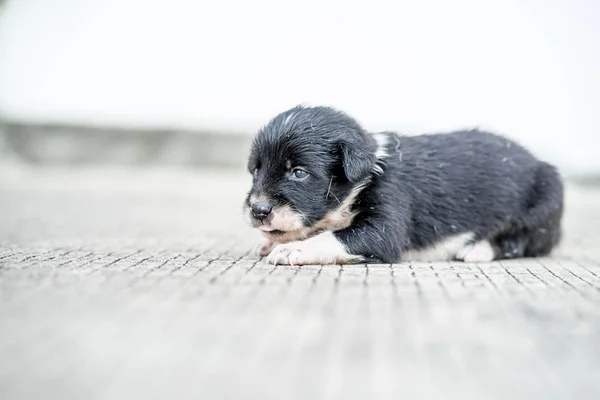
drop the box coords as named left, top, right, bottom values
left=372, top=133, right=389, bottom=175
left=266, top=231, right=363, bottom=265
left=402, top=232, right=475, bottom=262
left=372, top=133, right=389, bottom=160
left=455, top=240, right=495, bottom=263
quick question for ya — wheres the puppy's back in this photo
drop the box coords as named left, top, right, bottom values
left=392, top=129, right=541, bottom=195
left=384, top=129, right=561, bottom=244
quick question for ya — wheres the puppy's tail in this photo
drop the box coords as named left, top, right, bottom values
left=520, top=161, right=564, bottom=249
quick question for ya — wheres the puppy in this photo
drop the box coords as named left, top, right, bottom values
left=243, top=106, right=564, bottom=265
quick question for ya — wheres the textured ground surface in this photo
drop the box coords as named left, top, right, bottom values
left=1, top=166, right=600, bottom=400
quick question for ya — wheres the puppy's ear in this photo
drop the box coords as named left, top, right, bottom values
left=339, top=137, right=376, bottom=183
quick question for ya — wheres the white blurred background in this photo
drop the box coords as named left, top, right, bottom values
left=0, top=0, right=598, bottom=175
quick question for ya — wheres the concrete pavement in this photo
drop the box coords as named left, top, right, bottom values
left=1, top=166, right=599, bottom=399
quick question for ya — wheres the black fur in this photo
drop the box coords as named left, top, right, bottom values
left=245, top=105, right=564, bottom=263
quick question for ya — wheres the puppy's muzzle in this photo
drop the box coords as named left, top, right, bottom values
left=251, top=201, right=273, bottom=221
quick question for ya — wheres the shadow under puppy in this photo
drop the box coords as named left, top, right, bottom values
left=243, top=106, right=564, bottom=265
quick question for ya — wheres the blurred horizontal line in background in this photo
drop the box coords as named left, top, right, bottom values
left=0, top=122, right=252, bottom=170
left=2, top=121, right=600, bottom=186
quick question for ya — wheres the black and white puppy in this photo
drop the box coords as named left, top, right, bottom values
left=243, top=106, right=564, bottom=265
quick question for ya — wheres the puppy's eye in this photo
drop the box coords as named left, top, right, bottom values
left=290, top=168, right=309, bottom=181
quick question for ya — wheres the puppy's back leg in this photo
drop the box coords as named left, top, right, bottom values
left=494, top=231, right=528, bottom=259
left=494, top=162, right=564, bottom=259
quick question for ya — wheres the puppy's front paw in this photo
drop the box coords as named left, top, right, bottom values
left=255, top=239, right=275, bottom=257
left=265, top=241, right=318, bottom=266
left=265, top=232, right=363, bottom=265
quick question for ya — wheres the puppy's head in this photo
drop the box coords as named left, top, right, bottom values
left=243, top=106, right=383, bottom=243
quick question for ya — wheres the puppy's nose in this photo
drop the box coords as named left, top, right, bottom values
left=251, top=201, right=273, bottom=219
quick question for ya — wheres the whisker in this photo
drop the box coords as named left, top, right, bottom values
left=298, top=213, right=311, bottom=239
left=300, top=213, right=310, bottom=226
left=326, top=176, right=341, bottom=204
left=330, top=192, right=341, bottom=204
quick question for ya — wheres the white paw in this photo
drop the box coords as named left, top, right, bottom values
left=264, top=231, right=363, bottom=265
left=456, top=240, right=495, bottom=263
left=266, top=241, right=318, bottom=265
left=255, top=239, right=275, bottom=257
